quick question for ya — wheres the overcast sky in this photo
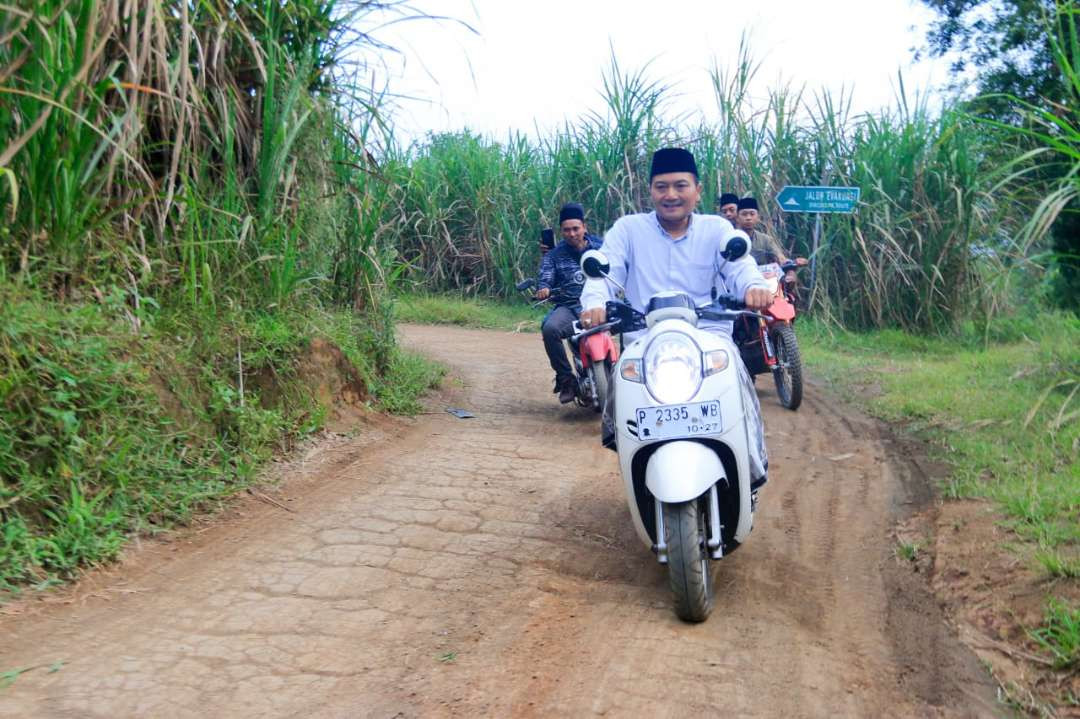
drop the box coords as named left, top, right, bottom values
left=367, top=0, right=955, bottom=145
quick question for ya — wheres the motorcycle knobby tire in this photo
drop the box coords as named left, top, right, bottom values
left=770, top=323, right=803, bottom=411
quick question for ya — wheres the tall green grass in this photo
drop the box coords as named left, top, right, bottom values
left=0, top=0, right=407, bottom=315
left=378, top=44, right=1036, bottom=334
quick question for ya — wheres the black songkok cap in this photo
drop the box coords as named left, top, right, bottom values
left=558, top=202, right=585, bottom=224
left=737, top=196, right=759, bottom=211
left=718, top=192, right=739, bottom=207
left=649, top=147, right=698, bottom=179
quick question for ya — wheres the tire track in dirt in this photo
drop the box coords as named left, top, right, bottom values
left=0, top=324, right=999, bottom=718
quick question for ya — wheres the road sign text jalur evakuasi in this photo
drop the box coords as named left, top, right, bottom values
left=776, top=186, right=860, bottom=214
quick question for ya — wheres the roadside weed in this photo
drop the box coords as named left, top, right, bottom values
left=1036, top=551, right=1080, bottom=580
left=1028, top=599, right=1080, bottom=671
left=371, top=352, right=445, bottom=416
left=896, top=541, right=921, bottom=563
left=0, top=668, right=23, bottom=690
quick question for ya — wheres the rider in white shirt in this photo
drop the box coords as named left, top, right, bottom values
left=578, top=148, right=772, bottom=486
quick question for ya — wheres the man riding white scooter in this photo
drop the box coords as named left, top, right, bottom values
left=579, top=147, right=773, bottom=488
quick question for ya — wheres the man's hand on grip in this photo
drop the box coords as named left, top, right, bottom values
left=580, top=306, right=606, bottom=329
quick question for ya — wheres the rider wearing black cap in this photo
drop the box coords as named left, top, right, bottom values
left=538, top=202, right=603, bottom=403
left=717, top=192, right=739, bottom=225
left=736, top=196, right=790, bottom=266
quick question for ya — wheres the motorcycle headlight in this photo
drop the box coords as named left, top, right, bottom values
left=644, top=332, right=702, bottom=404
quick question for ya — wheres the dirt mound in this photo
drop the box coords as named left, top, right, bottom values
left=150, top=334, right=374, bottom=441
left=282, top=336, right=371, bottom=432
left=928, top=500, right=1080, bottom=714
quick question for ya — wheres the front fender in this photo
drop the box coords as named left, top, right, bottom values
left=767, top=295, right=796, bottom=322
left=645, top=441, right=725, bottom=503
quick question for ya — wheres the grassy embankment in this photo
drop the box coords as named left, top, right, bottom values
left=0, top=291, right=441, bottom=591
left=0, top=1, right=442, bottom=592
left=801, top=318, right=1079, bottom=670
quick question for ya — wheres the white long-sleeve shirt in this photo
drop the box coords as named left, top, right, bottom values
left=581, top=211, right=768, bottom=337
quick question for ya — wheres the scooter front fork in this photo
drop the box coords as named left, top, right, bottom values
left=652, top=484, right=725, bottom=564
left=759, top=319, right=777, bottom=367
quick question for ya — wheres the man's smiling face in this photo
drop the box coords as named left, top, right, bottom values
left=650, top=172, right=701, bottom=227
left=560, top=219, right=587, bottom=250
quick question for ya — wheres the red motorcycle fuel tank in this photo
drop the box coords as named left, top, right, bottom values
left=579, top=331, right=619, bottom=368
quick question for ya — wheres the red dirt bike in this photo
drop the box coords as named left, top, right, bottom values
left=732, top=258, right=807, bottom=410
left=516, top=277, right=620, bottom=413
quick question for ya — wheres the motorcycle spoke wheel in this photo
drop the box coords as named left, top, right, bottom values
left=663, top=498, right=715, bottom=622
left=771, top=324, right=803, bottom=411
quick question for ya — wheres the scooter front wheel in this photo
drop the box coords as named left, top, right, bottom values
left=663, top=498, right=715, bottom=622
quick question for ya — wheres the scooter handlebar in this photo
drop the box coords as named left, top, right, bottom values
left=578, top=297, right=765, bottom=337
left=696, top=294, right=768, bottom=322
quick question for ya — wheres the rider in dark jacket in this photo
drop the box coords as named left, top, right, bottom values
left=538, top=202, right=603, bottom=403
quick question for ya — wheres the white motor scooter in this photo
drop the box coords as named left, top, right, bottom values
left=575, top=249, right=766, bottom=622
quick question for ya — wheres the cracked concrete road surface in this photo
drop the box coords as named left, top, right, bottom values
left=1, top=324, right=1000, bottom=718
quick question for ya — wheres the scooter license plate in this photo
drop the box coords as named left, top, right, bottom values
left=635, top=401, right=723, bottom=440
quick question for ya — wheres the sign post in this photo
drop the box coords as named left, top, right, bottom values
left=775, top=185, right=860, bottom=307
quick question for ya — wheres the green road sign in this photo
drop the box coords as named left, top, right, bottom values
left=776, top=185, right=860, bottom=213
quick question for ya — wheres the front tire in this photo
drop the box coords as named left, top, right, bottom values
left=663, top=498, right=714, bottom=622
left=771, top=324, right=803, bottom=411
left=589, top=359, right=612, bottom=414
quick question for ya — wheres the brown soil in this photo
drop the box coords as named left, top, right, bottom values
left=0, top=325, right=1001, bottom=717
left=248, top=336, right=371, bottom=434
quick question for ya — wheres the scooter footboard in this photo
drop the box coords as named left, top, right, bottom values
left=645, top=441, right=725, bottom=503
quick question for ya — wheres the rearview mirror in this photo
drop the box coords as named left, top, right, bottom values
left=720, top=229, right=749, bottom=261
left=580, top=249, right=610, bottom=278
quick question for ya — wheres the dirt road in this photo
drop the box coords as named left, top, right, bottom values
left=0, top=325, right=999, bottom=717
